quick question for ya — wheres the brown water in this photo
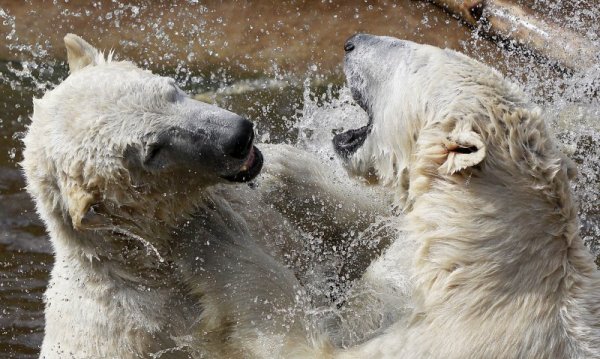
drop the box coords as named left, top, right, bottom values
left=0, top=1, right=599, bottom=357
left=0, top=68, right=51, bottom=357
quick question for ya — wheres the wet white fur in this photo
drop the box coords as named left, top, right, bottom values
left=23, top=34, right=359, bottom=359
left=335, top=37, right=600, bottom=358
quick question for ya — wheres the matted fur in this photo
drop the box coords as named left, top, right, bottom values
left=23, top=34, right=337, bottom=359
left=22, top=34, right=393, bottom=359
left=332, top=35, right=600, bottom=358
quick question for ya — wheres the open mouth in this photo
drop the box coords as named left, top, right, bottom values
left=332, top=87, right=372, bottom=159
left=223, top=146, right=264, bottom=183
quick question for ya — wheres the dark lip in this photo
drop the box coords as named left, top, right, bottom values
left=332, top=83, right=372, bottom=159
left=223, top=146, right=263, bottom=183
left=332, top=125, right=371, bottom=159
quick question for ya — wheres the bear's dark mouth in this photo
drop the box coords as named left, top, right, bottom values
left=333, top=125, right=370, bottom=159
left=223, top=146, right=263, bottom=183
left=332, top=87, right=373, bottom=159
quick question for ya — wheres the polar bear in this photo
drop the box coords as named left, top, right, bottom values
left=22, top=34, right=349, bottom=359
left=23, top=34, right=394, bottom=359
left=328, top=34, right=600, bottom=358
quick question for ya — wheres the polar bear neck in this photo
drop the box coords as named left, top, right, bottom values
left=404, top=171, right=600, bottom=356
left=42, top=186, right=314, bottom=358
left=41, top=215, right=201, bottom=358
left=44, top=188, right=260, bottom=285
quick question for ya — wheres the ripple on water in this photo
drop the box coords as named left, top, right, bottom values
left=0, top=167, right=51, bottom=358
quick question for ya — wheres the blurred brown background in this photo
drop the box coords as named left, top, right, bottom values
left=0, top=0, right=503, bottom=77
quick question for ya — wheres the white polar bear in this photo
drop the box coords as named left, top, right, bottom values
left=24, top=34, right=394, bottom=359
left=327, top=34, right=600, bottom=358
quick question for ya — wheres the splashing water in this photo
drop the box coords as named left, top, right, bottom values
left=0, top=0, right=599, bottom=357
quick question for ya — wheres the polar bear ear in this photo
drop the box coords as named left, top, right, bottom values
left=439, top=120, right=486, bottom=174
left=65, top=184, right=110, bottom=230
left=64, top=34, right=104, bottom=73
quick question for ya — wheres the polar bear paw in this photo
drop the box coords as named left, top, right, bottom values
left=258, top=144, right=330, bottom=193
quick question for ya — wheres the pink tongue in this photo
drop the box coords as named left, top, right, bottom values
left=241, top=148, right=255, bottom=171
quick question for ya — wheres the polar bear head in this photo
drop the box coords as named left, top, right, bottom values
left=334, top=34, right=575, bottom=209
left=22, top=35, right=263, bottom=248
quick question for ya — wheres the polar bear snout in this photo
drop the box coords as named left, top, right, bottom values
left=139, top=115, right=262, bottom=183
left=343, top=33, right=409, bottom=67
left=343, top=36, right=356, bottom=53
left=343, top=33, right=370, bottom=52
left=343, top=34, right=410, bottom=120
left=220, top=118, right=265, bottom=183
left=222, top=118, right=255, bottom=160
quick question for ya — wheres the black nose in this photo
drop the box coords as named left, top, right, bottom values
left=344, top=40, right=355, bottom=53
left=223, top=119, right=254, bottom=159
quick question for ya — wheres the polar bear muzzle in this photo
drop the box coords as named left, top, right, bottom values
left=334, top=34, right=406, bottom=161
left=223, top=145, right=264, bottom=183
left=139, top=115, right=263, bottom=183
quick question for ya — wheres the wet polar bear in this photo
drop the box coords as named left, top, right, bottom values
left=22, top=34, right=394, bottom=359
left=22, top=34, right=304, bottom=359
left=326, top=34, right=600, bottom=358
